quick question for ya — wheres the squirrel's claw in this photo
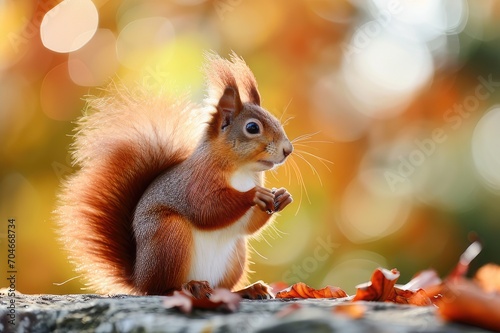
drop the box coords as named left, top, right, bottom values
left=253, top=186, right=292, bottom=214
left=234, top=280, right=274, bottom=300
left=253, top=186, right=275, bottom=213
left=273, top=187, right=293, bottom=212
left=182, top=280, right=214, bottom=299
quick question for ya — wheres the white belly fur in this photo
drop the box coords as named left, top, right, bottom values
left=187, top=222, right=247, bottom=286
left=188, top=169, right=262, bottom=285
left=229, top=168, right=257, bottom=192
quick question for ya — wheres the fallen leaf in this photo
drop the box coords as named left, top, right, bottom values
left=163, top=288, right=241, bottom=314
left=275, top=303, right=303, bottom=318
left=270, top=281, right=289, bottom=295
left=447, top=240, right=482, bottom=281
left=275, top=282, right=348, bottom=299
left=475, top=263, right=500, bottom=293
left=163, top=291, right=194, bottom=314
left=333, top=303, right=366, bottom=319
left=353, top=268, right=400, bottom=302
left=401, top=269, right=442, bottom=291
left=392, top=287, right=432, bottom=306
left=437, top=279, right=500, bottom=332
left=400, top=268, right=443, bottom=301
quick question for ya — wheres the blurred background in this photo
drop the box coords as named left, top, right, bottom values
left=1, top=0, right=500, bottom=295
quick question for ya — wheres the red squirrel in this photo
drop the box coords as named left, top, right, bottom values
left=56, top=52, right=293, bottom=298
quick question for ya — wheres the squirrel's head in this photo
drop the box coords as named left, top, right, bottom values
left=204, top=52, right=293, bottom=172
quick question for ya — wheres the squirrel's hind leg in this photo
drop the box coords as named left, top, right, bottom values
left=133, top=207, right=193, bottom=295
left=181, top=280, right=214, bottom=299
left=234, top=281, right=274, bottom=300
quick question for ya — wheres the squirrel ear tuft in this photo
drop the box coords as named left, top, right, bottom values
left=217, top=87, right=242, bottom=130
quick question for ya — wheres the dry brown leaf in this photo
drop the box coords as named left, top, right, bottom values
left=333, top=303, right=366, bottom=319
left=447, top=241, right=482, bottom=281
left=437, top=279, right=500, bottom=332
left=270, top=281, right=289, bottom=295
left=275, top=282, right=348, bottom=299
left=353, top=268, right=400, bottom=302
left=163, top=291, right=194, bottom=314
left=401, top=269, right=442, bottom=291
left=163, top=288, right=241, bottom=313
left=475, top=263, right=500, bottom=293
left=275, top=303, right=303, bottom=318
left=392, top=287, right=432, bottom=306
left=352, top=267, right=434, bottom=305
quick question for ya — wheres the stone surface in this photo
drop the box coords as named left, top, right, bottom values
left=0, top=293, right=494, bottom=333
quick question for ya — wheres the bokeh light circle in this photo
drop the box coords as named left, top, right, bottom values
left=320, top=251, right=388, bottom=294
left=116, top=17, right=175, bottom=70
left=40, top=0, right=98, bottom=53
left=338, top=170, right=411, bottom=243
left=68, top=29, right=119, bottom=86
left=342, top=32, right=433, bottom=119
left=472, top=106, right=500, bottom=193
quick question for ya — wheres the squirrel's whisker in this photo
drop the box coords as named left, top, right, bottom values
left=271, top=223, right=287, bottom=237
left=292, top=143, right=321, bottom=151
left=291, top=131, right=321, bottom=143
left=295, top=149, right=333, bottom=172
left=247, top=239, right=268, bottom=260
left=293, top=151, right=323, bottom=187
left=281, top=116, right=295, bottom=128
left=288, top=156, right=309, bottom=214
left=278, top=98, right=293, bottom=124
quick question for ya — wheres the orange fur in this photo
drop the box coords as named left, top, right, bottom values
left=56, top=82, right=208, bottom=294
left=133, top=207, right=193, bottom=295
left=56, top=53, right=290, bottom=296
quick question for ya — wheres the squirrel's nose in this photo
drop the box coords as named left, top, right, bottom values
left=283, top=142, right=293, bottom=158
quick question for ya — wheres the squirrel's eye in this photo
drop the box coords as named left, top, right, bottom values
left=245, top=122, right=260, bottom=135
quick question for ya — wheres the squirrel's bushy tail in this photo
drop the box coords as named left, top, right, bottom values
left=56, top=81, right=209, bottom=294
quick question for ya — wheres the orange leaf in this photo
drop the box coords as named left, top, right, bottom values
left=275, top=282, right=348, bottom=299
left=270, top=281, right=289, bottom=295
left=391, top=287, right=432, bottom=306
left=163, top=288, right=241, bottom=313
left=475, top=263, right=500, bottom=293
left=333, top=303, right=366, bottom=319
left=353, top=268, right=400, bottom=302
left=447, top=240, right=482, bottom=280
left=402, top=269, right=442, bottom=292
left=163, top=291, right=194, bottom=314
left=400, top=268, right=443, bottom=301
left=275, top=303, right=303, bottom=318
left=437, top=279, right=500, bottom=332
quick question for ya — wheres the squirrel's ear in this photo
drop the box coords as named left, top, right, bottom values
left=216, top=87, right=242, bottom=130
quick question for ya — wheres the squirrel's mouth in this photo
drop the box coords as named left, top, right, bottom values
left=258, top=157, right=288, bottom=170
left=258, top=160, right=275, bottom=169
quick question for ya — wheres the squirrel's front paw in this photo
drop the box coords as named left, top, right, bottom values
left=253, top=186, right=292, bottom=214
left=272, top=187, right=292, bottom=212
left=253, top=186, right=275, bottom=213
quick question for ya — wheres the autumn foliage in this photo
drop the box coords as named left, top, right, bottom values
left=275, top=282, right=347, bottom=299
left=163, top=241, right=500, bottom=332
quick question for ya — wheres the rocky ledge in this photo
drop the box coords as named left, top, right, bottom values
left=0, top=293, right=494, bottom=333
